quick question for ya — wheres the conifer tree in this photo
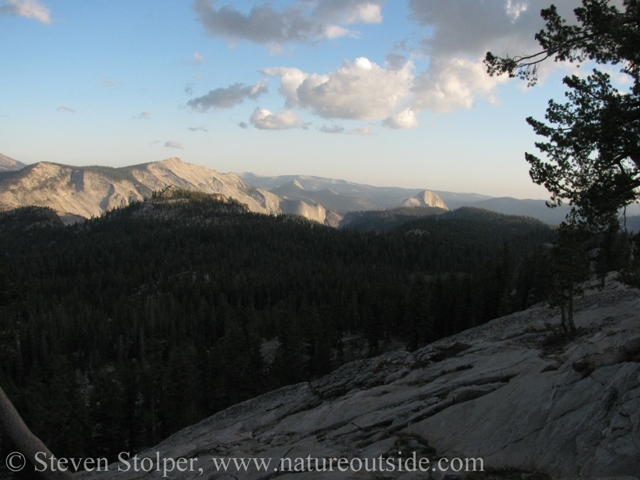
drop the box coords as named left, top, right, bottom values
left=486, top=0, right=640, bottom=228
left=549, top=222, right=591, bottom=336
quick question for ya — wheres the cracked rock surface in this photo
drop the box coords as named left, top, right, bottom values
left=81, top=280, right=640, bottom=479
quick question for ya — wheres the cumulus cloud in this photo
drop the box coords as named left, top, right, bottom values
left=383, top=108, right=419, bottom=129
left=57, top=106, right=75, bottom=113
left=164, top=141, right=183, bottom=149
left=187, top=82, right=268, bottom=111
left=134, top=111, right=151, bottom=120
left=193, top=0, right=385, bottom=47
left=249, top=107, right=305, bottom=130
left=243, top=52, right=508, bottom=130
left=188, top=125, right=208, bottom=132
left=0, top=0, right=50, bottom=23
left=395, top=1, right=593, bottom=116
left=191, top=1, right=596, bottom=132
left=411, top=57, right=507, bottom=114
left=263, top=57, right=413, bottom=121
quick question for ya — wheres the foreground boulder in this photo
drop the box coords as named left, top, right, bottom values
left=80, top=279, right=640, bottom=479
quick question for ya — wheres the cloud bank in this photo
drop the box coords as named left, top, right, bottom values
left=193, top=0, right=385, bottom=46
left=193, top=1, right=594, bottom=132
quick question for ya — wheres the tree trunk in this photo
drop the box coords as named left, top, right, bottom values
left=560, top=304, right=568, bottom=334
left=0, top=385, right=75, bottom=479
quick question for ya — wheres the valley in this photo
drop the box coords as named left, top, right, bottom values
left=0, top=156, right=638, bottom=479
left=0, top=190, right=557, bottom=470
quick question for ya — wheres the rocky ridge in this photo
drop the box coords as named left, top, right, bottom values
left=81, top=278, right=640, bottom=479
left=0, top=158, right=311, bottom=224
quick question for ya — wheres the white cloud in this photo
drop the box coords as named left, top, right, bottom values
left=249, top=108, right=305, bottom=130
left=322, top=25, right=351, bottom=39
left=261, top=55, right=504, bottom=129
left=192, top=0, right=385, bottom=47
left=263, top=57, right=413, bottom=120
left=204, top=1, right=593, bottom=132
left=0, top=0, right=50, bottom=23
left=383, top=108, right=419, bottom=129
left=187, top=82, right=268, bottom=111
left=165, top=141, right=183, bottom=149
left=411, top=57, right=507, bottom=114
left=347, top=3, right=382, bottom=23
left=134, top=111, right=151, bottom=120
left=188, top=125, right=208, bottom=132
left=57, top=106, right=75, bottom=113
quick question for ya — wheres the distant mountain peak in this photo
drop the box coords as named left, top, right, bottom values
left=0, top=153, right=27, bottom=172
left=400, top=190, right=449, bottom=210
left=160, top=156, right=184, bottom=165
left=290, top=179, right=304, bottom=190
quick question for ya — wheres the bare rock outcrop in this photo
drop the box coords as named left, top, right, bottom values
left=400, top=190, right=448, bottom=210
left=78, top=280, right=640, bottom=479
left=0, top=158, right=279, bottom=219
left=279, top=199, right=343, bottom=227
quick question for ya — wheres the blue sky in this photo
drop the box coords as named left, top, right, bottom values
left=0, top=0, right=597, bottom=198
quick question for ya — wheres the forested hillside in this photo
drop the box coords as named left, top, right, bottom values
left=0, top=192, right=556, bottom=465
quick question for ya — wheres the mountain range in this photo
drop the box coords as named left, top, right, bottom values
left=2, top=154, right=638, bottom=227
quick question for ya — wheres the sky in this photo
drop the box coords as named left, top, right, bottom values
left=0, top=0, right=609, bottom=198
